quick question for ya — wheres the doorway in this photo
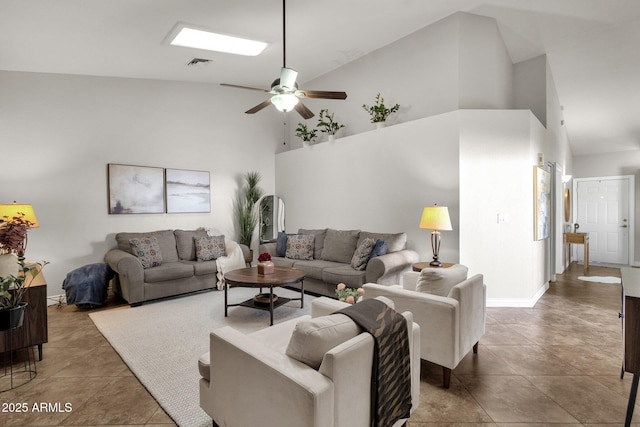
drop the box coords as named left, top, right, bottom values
left=574, top=176, right=635, bottom=265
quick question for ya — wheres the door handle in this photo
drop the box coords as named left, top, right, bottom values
left=621, top=225, right=629, bottom=228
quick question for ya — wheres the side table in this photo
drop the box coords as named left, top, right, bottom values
left=413, top=262, right=454, bottom=272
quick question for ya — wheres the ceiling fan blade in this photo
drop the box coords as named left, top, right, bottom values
left=294, top=102, right=314, bottom=119
left=221, top=83, right=270, bottom=93
left=295, top=89, right=348, bottom=100
left=280, top=67, right=298, bottom=91
left=245, top=99, right=272, bottom=114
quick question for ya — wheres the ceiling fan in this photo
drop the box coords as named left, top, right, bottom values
left=220, top=0, right=347, bottom=119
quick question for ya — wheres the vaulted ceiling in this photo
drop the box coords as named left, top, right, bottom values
left=2, top=0, right=639, bottom=156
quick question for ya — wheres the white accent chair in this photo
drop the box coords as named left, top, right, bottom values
left=198, top=296, right=421, bottom=427
left=363, top=266, right=486, bottom=388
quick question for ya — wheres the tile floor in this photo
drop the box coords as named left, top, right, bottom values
left=0, top=262, right=637, bottom=426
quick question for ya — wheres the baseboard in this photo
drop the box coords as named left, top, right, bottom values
left=486, top=281, right=549, bottom=308
left=46, top=294, right=66, bottom=306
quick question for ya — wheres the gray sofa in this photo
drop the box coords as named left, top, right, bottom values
left=259, top=228, right=419, bottom=297
left=104, top=229, right=247, bottom=306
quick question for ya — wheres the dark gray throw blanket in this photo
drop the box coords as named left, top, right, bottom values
left=62, top=263, right=114, bottom=307
left=337, top=299, right=412, bottom=427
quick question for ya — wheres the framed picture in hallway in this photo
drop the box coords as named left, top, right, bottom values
left=165, top=168, right=211, bottom=213
left=108, top=164, right=165, bottom=214
left=534, top=165, right=550, bottom=240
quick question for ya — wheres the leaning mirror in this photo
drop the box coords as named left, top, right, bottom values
left=259, top=195, right=285, bottom=243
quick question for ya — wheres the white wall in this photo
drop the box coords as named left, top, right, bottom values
left=459, top=110, right=547, bottom=305
left=573, top=150, right=640, bottom=263
left=284, top=12, right=514, bottom=149
left=276, top=113, right=460, bottom=262
left=0, top=71, right=281, bottom=298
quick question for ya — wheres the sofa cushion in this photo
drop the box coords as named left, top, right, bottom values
left=285, top=313, right=360, bottom=369
left=143, top=262, right=194, bottom=283
left=285, top=234, right=315, bottom=260
left=195, top=235, right=226, bottom=261
left=416, top=264, right=468, bottom=297
left=116, top=230, right=179, bottom=262
left=350, top=238, right=376, bottom=271
left=174, top=229, right=207, bottom=261
left=129, top=237, right=163, bottom=269
left=368, top=239, right=388, bottom=260
left=271, top=256, right=296, bottom=268
left=291, top=259, right=345, bottom=280
left=298, top=228, right=327, bottom=259
left=320, top=229, right=360, bottom=263
left=358, top=231, right=407, bottom=253
left=322, top=265, right=367, bottom=288
left=181, top=260, right=218, bottom=276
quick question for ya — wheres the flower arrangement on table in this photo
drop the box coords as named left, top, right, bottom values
left=0, top=212, right=34, bottom=257
left=257, top=252, right=274, bottom=275
left=258, top=252, right=272, bottom=262
left=336, top=282, right=365, bottom=304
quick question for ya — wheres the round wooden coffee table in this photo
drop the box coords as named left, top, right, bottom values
left=223, top=266, right=305, bottom=326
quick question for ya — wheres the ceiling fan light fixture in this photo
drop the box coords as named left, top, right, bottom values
left=170, top=27, right=267, bottom=56
left=271, top=93, right=299, bottom=112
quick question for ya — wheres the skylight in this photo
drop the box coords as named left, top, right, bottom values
left=170, top=27, right=267, bottom=56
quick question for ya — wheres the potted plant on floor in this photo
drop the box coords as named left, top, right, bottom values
left=235, top=171, right=263, bottom=264
left=316, top=109, right=344, bottom=142
left=0, top=212, right=47, bottom=330
left=295, top=122, right=318, bottom=146
left=362, top=93, right=400, bottom=128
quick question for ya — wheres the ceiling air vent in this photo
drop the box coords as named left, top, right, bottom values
left=186, top=58, right=212, bottom=66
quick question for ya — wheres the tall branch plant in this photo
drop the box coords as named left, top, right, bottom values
left=235, top=171, right=263, bottom=247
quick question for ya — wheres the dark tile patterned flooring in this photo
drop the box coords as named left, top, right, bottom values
left=0, top=262, right=636, bottom=426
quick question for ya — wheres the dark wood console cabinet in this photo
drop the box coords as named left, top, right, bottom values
left=622, top=267, right=640, bottom=426
left=0, top=267, right=48, bottom=360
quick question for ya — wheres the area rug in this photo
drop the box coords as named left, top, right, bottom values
left=577, top=276, right=621, bottom=284
left=89, top=287, right=313, bottom=427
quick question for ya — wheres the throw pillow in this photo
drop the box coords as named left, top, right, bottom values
left=129, top=237, right=163, bottom=269
left=320, top=229, right=361, bottom=263
left=194, top=235, right=226, bottom=261
left=416, top=264, right=469, bottom=297
left=285, top=234, right=315, bottom=260
left=298, top=228, right=327, bottom=258
left=358, top=231, right=407, bottom=253
left=276, top=231, right=288, bottom=257
left=350, top=238, right=376, bottom=271
left=286, top=314, right=361, bottom=369
left=368, top=239, right=388, bottom=260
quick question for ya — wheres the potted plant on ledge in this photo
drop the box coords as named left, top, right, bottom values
left=295, top=123, right=318, bottom=147
left=362, top=93, right=400, bottom=128
left=317, top=109, right=345, bottom=142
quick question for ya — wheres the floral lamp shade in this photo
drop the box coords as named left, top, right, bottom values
left=0, top=202, right=39, bottom=228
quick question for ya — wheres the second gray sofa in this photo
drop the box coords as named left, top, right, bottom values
left=259, top=228, right=419, bottom=297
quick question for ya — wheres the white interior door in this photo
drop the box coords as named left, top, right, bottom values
left=575, top=177, right=631, bottom=264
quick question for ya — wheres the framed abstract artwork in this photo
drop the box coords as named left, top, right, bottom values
left=108, top=164, right=165, bottom=214
left=534, top=166, right=550, bottom=240
left=165, top=168, right=211, bottom=213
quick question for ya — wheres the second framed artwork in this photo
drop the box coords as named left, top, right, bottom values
left=107, top=164, right=211, bottom=214
left=166, top=168, right=211, bottom=213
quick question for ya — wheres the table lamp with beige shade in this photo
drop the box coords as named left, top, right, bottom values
left=419, top=204, right=452, bottom=267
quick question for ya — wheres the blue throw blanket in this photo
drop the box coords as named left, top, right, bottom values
left=62, top=263, right=114, bottom=306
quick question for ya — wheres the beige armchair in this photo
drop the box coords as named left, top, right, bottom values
left=363, top=266, right=485, bottom=388
left=198, top=296, right=421, bottom=427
